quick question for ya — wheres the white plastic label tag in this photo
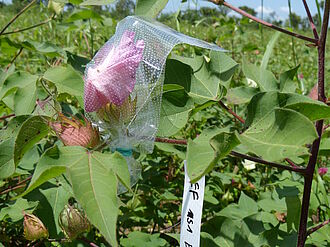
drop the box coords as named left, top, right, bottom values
left=180, top=161, right=205, bottom=247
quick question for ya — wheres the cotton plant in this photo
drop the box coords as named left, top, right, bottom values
left=82, top=16, right=224, bottom=190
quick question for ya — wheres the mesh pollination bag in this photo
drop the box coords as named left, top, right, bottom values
left=84, top=16, right=224, bottom=188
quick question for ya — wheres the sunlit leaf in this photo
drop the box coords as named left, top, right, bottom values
left=14, top=116, right=49, bottom=166
left=135, top=0, right=169, bottom=18
left=187, top=127, right=239, bottom=183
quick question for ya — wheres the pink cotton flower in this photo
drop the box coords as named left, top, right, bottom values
left=84, top=31, right=145, bottom=112
left=318, top=167, right=328, bottom=176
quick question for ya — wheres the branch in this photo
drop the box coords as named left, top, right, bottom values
left=307, top=219, right=330, bottom=236
left=6, top=47, right=23, bottom=70
left=285, top=158, right=299, bottom=168
left=78, top=237, right=99, bottom=247
left=155, top=137, right=187, bottom=145
left=0, top=184, right=26, bottom=195
left=0, top=113, right=15, bottom=121
left=208, top=0, right=318, bottom=45
left=16, top=176, right=32, bottom=186
left=0, top=0, right=37, bottom=36
left=83, top=32, right=91, bottom=57
left=302, top=0, right=319, bottom=39
left=297, top=1, right=329, bottom=246
left=159, top=220, right=181, bottom=233
left=154, top=138, right=306, bottom=173
left=229, top=151, right=306, bottom=174
left=1, top=16, right=54, bottom=36
left=218, top=101, right=245, bottom=124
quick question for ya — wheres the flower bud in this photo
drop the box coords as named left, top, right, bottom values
left=96, top=96, right=137, bottom=126
left=50, top=113, right=100, bottom=148
left=59, top=204, right=90, bottom=240
left=23, top=212, right=48, bottom=241
left=318, top=167, right=328, bottom=176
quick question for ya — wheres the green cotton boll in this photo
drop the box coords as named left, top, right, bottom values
left=48, top=0, right=65, bottom=15
left=58, top=203, right=91, bottom=240
left=23, top=212, right=49, bottom=241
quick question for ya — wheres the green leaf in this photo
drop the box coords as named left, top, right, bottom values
left=157, top=98, right=193, bottom=137
left=155, top=142, right=185, bottom=160
left=306, top=225, right=330, bottom=246
left=0, top=115, right=29, bottom=142
left=242, top=58, right=278, bottom=92
left=80, top=0, right=116, bottom=5
left=218, top=192, right=258, bottom=220
left=258, top=194, right=286, bottom=213
left=14, top=116, right=49, bottom=166
left=238, top=108, right=317, bottom=161
left=67, top=9, right=103, bottom=22
left=121, top=232, right=167, bottom=247
left=283, top=94, right=330, bottom=121
left=66, top=52, right=90, bottom=74
left=0, top=138, right=15, bottom=179
left=279, top=66, right=300, bottom=93
left=90, top=151, right=130, bottom=190
left=0, top=37, right=20, bottom=56
left=14, top=80, right=37, bottom=116
left=43, top=66, right=84, bottom=102
left=16, top=146, right=66, bottom=198
left=319, top=137, right=330, bottom=156
left=200, top=232, right=220, bottom=247
left=0, top=198, right=38, bottom=222
left=175, top=55, right=223, bottom=104
left=187, top=127, right=239, bottom=183
left=0, top=71, right=38, bottom=100
left=0, top=64, right=15, bottom=86
left=261, top=32, right=280, bottom=70
left=22, top=40, right=66, bottom=58
left=164, top=58, right=192, bottom=92
left=285, top=196, right=301, bottom=232
left=164, top=85, right=190, bottom=109
left=65, top=146, right=129, bottom=247
left=226, top=86, right=259, bottom=105
left=245, top=92, right=330, bottom=128
left=17, top=145, right=39, bottom=171
left=135, top=0, right=169, bottom=18
left=209, top=51, right=239, bottom=89
left=238, top=192, right=258, bottom=215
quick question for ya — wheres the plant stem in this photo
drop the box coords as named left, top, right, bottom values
left=315, top=0, right=323, bottom=30
left=154, top=138, right=306, bottom=173
left=230, top=151, right=306, bottom=174
left=302, top=0, right=319, bottom=39
left=208, top=0, right=318, bottom=45
left=6, top=47, right=23, bottom=70
left=0, top=0, right=37, bottom=36
left=218, top=101, right=245, bottom=124
left=297, top=1, right=329, bottom=246
left=16, top=176, right=32, bottom=186
left=0, top=184, right=26, bottom=195
left=285, top=158, right=299, bottom=168
left=1, top=16, right=54, bottom=36
left=260, top=0, right=264, bottom=45
left=307, top=219, right=330, bottom=236
left=78, top=237, right=99, bottom=247
left=0, top=113, right=15, bottom=121
left=155, top=137, right=187, bottom=145
left=89, top=19, right=94, bottom=58
left=288, top=0, right=298, bottom=65
left=83, top=32, right=91, bottom=57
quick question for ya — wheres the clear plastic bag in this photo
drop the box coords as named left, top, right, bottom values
left=84, top=16, right=224, bottom=189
